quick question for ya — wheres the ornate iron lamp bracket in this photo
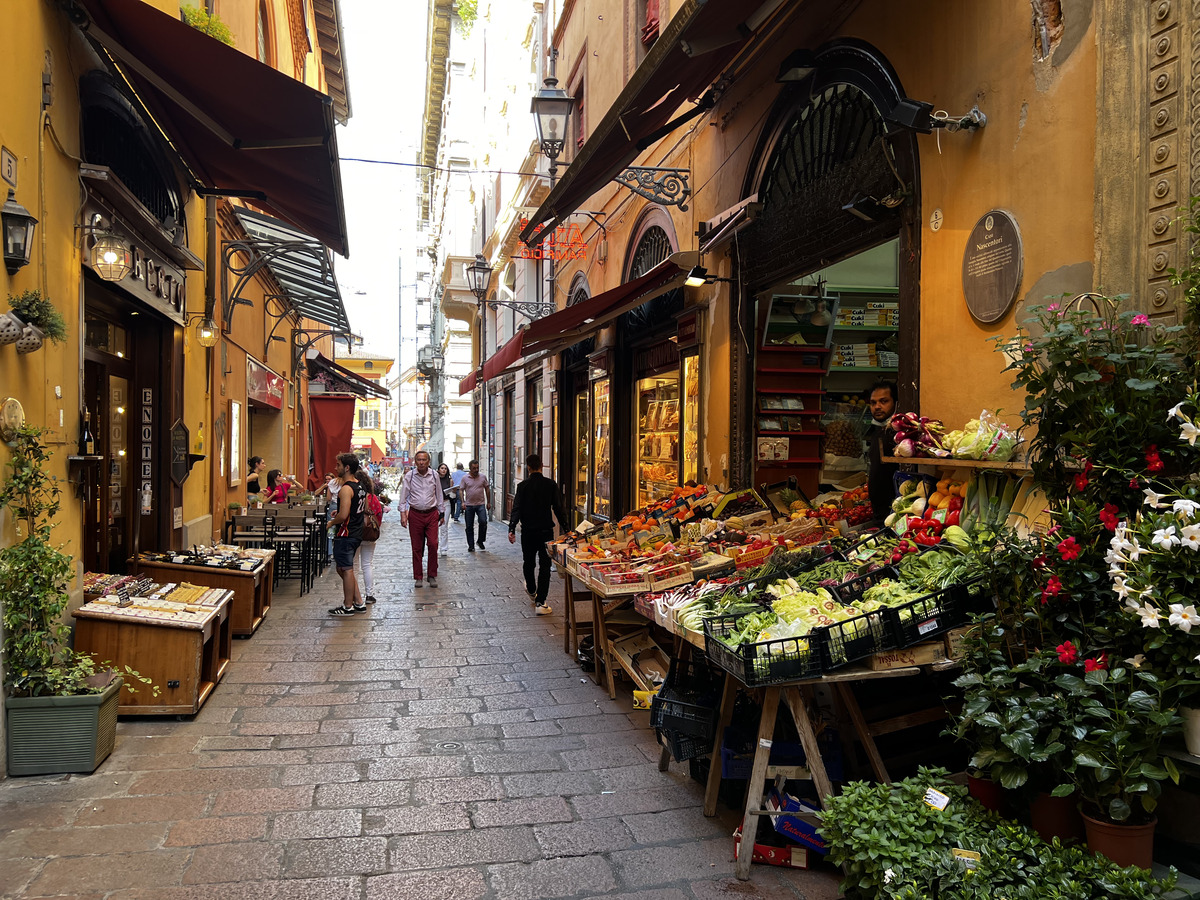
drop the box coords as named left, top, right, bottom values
left=486, top=299, right=558, bottom=320
left=612, top=167, right=692, bottom=210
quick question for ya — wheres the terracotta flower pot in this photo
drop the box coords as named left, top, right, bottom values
left=1082, top=811, right=1157, bottom=869
left=1181, top=705, right=1200, bottom=757
left=1030, top=791, right=1084, bottom=845
left=967, top=774, right=1006, bottom=813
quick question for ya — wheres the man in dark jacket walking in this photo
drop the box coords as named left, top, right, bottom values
left=508, top=453, right=569, bottom=615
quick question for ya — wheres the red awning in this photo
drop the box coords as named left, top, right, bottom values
left=482, top=330, right=526, bottom=381
left=522, top=261, right=687, bottom=354
left=74, top=0, right=348, bottom=256
left=520, top=0, right=788, bottom=244
left=306, top=395, right=356, bottom=490
left=458, top=368, right=481, bottom=396
left=307, top=350, right=390, bottom=400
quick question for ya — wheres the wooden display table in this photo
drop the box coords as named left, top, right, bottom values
left=73, top=591, right=233, bottom=716
left=700, top=664, right=921, bottom=880
left=133, top=554, right=274, bottom=636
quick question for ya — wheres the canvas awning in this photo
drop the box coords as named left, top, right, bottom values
left=520, top=0, right=791, bottom=244
left=307, top=395, right=355, bottom=490
left=306, top=350, right=389, bottom=400
left=73, top=0, right=349, bottom=255
left=458, top=369, right=481, bottom=396
left=481, top=330, right=526, bottom=381
left=522, top=261, right=687, bottom=355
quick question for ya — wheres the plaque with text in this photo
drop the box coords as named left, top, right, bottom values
left=170, top=420, right=190, bottom=486
left=962, top=210, right=1023, bottom=324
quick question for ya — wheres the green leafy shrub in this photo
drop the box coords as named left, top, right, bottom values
left=7, top=290, right=67, bottom=343
left=819, top=769, right=1176, bottom=900
left=180, top=5, right=235, bottom=46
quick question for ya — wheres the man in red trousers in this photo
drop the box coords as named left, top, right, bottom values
left=399, top=450, right=446, bottom=588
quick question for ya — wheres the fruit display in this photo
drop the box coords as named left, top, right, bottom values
left=824, top=419, right=864, bottom=458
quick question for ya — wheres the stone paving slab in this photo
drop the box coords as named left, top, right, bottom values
left=0, top=513, right=843, bottom=899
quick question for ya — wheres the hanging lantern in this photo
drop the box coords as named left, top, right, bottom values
left=91, top=231, right=133, bottom=281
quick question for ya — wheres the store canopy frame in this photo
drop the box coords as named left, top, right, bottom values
left=519, top=0, right=796, bottom=245
left=481, top=329, right=527, bottom=382
left=232, top=208, right=350, bottom=339
left=522, top=259, right=689, bottom=356
left=71, top=0, right=349, bottom=256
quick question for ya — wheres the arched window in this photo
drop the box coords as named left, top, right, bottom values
left=620, top=211, right=681, bottom=338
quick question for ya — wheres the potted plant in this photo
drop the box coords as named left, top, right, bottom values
left=6, top=289, right=67, bottom=354
left=247, top=493, right=263, bottom=509
left=1, top=426, right=150, bottom=776
left=1055, top=662, right=1180, bottom=868
left=227, top=500, right=243, bottom=516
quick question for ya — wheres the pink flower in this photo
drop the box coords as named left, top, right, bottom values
left=1047, top=303, right=1059, bottom=312
left=1131, top=314, right=1150, bottom=326
left=1099, top=503, right=1120, bottom=532
left=1057, top=536, right=1081, bottom=561
left=1084, top=652, right=1109, bottom=673
left=1057, top=641, right=1078, bottom=665
left=1023, top=343, right=1034, bottom=354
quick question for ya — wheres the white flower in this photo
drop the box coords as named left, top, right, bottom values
left=1168, top=401, right=1186, bottom=420
left=1144, top=488, right=1167, bottom=509
left=1152, top=525, right=1180, bottom=549
left=1182, top=421, right=1200, bottom=446
left=1181, top=523, right=1200, bottom=551
left=1173, top=499, right=1200, bottom=519
left=1127, top=539, right=1144, bottom=562
left=1138, top=604, right=1162, bottom=629
left=1123, top=595, right=1140, bottom=611
left=1112, top=576, right=1131, bottom=600
left=1168, top=603, right=1198, bottom=633
left=884, top=868, right=895, bottom=885
left=1125, top=653, right=1146, bottom=668
left=1104, top=547, right=1128, bottom=566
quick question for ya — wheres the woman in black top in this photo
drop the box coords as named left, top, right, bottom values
left=437, top=462, right=454, bottom=555
left=246, top=456, right=265, bottom=496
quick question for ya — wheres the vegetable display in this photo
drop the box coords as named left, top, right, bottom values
left=889, top=412, right=950, bottom=458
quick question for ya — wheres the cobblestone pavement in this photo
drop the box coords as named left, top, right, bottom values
left=0, top=512, right=843, bottom=899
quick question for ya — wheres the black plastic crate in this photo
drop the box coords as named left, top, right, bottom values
left=650, top=654, right=724, bottom=738
left=841, top=528, right=899, bottom=564
left=656, top=727, right=710, bottom=762
left=884, top=584, right=968, bottom=648
left=830, top=565, right=900, bottom=607
left=651, top=695, right=719, bottom=740
left=954, top=575, right=994, bottom=615
left=818, top=610, right=894, bottom=671
left=703, top=612, right=824, bottom=687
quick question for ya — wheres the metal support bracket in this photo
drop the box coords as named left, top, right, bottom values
left=290, top=327, right=357, bottom=380
left=487, top=299, right=558, bottom=320
left=222, top=237, right=330, bottom=331
left=612, top=167, right=692, bottom=210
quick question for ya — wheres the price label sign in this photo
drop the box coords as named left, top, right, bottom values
left=923, top=787, right=951, bottom=811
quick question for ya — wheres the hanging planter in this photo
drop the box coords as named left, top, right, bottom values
left=14, top=322, right=44, bottom=354
left=0, top=312, right=22, bottom=345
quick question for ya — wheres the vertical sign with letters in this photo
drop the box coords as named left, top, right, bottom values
left=141, top=388, right=153, bottom=515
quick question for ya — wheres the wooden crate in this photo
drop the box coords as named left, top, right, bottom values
left=867, top=641, right=946, bottom=671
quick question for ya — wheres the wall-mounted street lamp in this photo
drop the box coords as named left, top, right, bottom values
left=2, top=189, right=37, bottom=275
left=530, top=58, right=574, bottom=187
left=90, top=230, right=134, bottom=282
left=889, top=99, right=987, bottom=134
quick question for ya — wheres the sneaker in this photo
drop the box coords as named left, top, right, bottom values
left=364, top=595, right=377, bottom=604
left=427, top=576, right=438, bottom=588
left=535, top=603, right=552, bottom=615
left=467, top=546, right=475, bottom=552
left=329, top=604, right=366, bottom=616
left=414, top=579, right=424, bottom=588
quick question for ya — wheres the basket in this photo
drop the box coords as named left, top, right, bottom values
left=841, top=528, right=898, bottom=564
left=703, top=613, right=823, bottom=687
left=818, top=611, right=894, bottom=671
left=649, top=654, right=724, bottom=739
left=884, top=584, right=968, bottom=648
left=830, top=566, right=900, bottom=607
left=656, top=727, right=710, bottom=762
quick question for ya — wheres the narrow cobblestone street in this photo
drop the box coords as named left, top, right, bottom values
left=0, top=512, right=842, bottom=900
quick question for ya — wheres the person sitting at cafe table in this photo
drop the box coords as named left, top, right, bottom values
left=264, top=469, right=296, bottom=504
left=246, top=456, right=266, bottom=496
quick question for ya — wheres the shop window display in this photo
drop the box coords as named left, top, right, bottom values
left=637, top=373, right=681, bottom=506
left=592, top=378, right=611, bottom=519
left=682, top=354, right=700, bottom=484
left=574, top=390, right=589, bottom=518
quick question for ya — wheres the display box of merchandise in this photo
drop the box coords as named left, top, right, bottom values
left=732, top=826, right=811, bottom=869
left=767, top=789, right=828, bottom=855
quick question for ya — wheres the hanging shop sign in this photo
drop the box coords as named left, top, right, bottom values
left=962, top=209, right=1023, bottom=325
left=676, top=311, right=701, bottom=351
left=635, top=339, right=680, bottom=376
left=247, top=357, right=286, bottom=409
left=518, top=218, right=589, bottom=261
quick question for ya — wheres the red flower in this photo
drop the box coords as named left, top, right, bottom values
left=1056, top=641, right=1078, bottom=665
left=1040, top=576, right=1063, bottom=604
left=1084, top=652, right=1109, bottom=673
left=1144, top=444, right=1165, bottom=473
left=1129, top=477, right=1141, bottom=490
left=1099, top=503, right=1120, bottom=532
left=1032, top=554, right=1047, bottom=570
left=1074, top=472, right=1090, bottom=492
left=1057, top=536, right=1081, bottom=561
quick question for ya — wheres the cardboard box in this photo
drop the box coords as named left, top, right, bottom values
left=609, top=630, right=671, bottom=690
left=944, top=625, right=977, bottom=661
left=733, top=827, right=810, bottom=869
left=868, top=641, right=946, bottom=670
left=767, top=790, right=828, bottom=855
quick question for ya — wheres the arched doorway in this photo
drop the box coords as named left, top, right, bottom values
left=732, top=38, right=921, bottom=490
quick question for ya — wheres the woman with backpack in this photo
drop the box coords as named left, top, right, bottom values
left=354, top=470, right=384, bottom=603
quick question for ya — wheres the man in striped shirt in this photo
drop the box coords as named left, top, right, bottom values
left=399, top=450, right=447, bottom=588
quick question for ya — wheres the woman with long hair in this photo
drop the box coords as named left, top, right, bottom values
left=354, top=470, right=383, bottom=604
left=264, top=469, right=293, bottom=504
left=437, top=462, right=454, bottom=556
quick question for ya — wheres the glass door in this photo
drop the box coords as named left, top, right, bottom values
left=635, top=372, right=681, bottom=507
left=682, top=353, right=700, bottom=484
left=591, top=378, right=611, bottom=520
left=574, top=389, right=589, bottom=522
